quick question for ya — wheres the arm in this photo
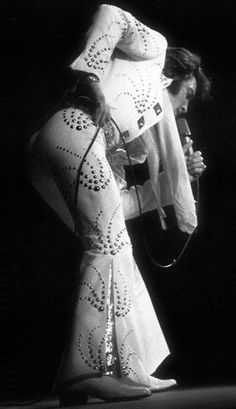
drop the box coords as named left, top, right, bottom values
left=71, top=4, right=167, bottom=79
left=120, top=173, right=172, bottom=221
left=121, top=143, right=206, bottom=221
left=69, top=5, right=167, bottom=125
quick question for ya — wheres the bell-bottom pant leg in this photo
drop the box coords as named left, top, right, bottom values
left=35, top=108, right=169, bottom=388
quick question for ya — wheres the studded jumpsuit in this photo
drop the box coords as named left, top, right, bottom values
left=27, top=4, right=196, bottom=390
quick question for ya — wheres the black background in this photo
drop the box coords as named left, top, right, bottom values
left=1, top=0, right=236, bottom=400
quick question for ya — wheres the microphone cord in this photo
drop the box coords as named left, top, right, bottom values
left=72, top=104, right=199, bottom=268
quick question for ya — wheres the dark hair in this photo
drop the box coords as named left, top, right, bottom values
left=163, top=47, right=211, bottom=100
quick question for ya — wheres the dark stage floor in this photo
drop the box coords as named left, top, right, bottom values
left=1, top=386, right=236, bottom=409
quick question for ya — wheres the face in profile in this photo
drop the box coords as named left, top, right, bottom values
left=168, top=75, right=197, bottom=117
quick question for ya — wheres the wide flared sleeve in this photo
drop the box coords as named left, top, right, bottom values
left=70, top=4, right=167, bottom=79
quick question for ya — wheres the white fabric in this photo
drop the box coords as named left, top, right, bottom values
left=71, top=3, right=197, bottom=234
left=27, top=108, right=170, bottom=387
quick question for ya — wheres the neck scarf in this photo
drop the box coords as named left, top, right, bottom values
left=146, top=89, right=197, bottom=234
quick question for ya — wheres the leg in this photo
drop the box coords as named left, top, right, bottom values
left=28, top=107, right=174, bottom=402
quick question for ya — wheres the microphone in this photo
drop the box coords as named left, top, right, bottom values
left=177, top=118, right=193, bottom=156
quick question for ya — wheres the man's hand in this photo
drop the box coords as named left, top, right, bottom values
left=183, top=139, right=206, bottom=181
left=82, top=80, right=111, bottom=126
left=68, top=71, right=111, bottom=126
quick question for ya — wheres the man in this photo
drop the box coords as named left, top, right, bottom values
left=27, top=4, right=210, bottom=404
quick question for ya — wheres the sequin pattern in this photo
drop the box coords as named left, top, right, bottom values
left=77, top=324, right=106, bottom=372
left=62, top=108, right=93, bottom=131
left=81, top=7, right=131, bottom=74
left=83, top=37, right=112, bottom=74
left=104, top=261, right=117, bottom=374
left=133, top=19, right=162, bottom=57
left=102, top=121, right=120, bottom=149
left=114, top=271, right=131, bottom=317
left=77, top=4, right=165, bottom=74
left=115, top=61, right=163, bottom=116
left=77, top=262, right=118, bottom=375
left=55, top=129, right=112, bottom=206
left=84, top=204, right=131, bottom=255
left=79, top=151, right=112, bottom=192
left=120, top=330, right=142, bottom=382
left=79, top=262, right=106, bottom=312
left=78, top=263, right=131, bottom=318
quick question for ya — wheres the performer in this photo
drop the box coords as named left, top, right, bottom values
left=26, top=4, right=210, bottom=405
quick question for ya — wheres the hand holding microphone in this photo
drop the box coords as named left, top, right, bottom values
left=177, top=118, right=207, bottom=180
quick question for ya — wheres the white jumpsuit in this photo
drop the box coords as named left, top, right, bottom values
left=27, top=4, right=196, bottom=389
